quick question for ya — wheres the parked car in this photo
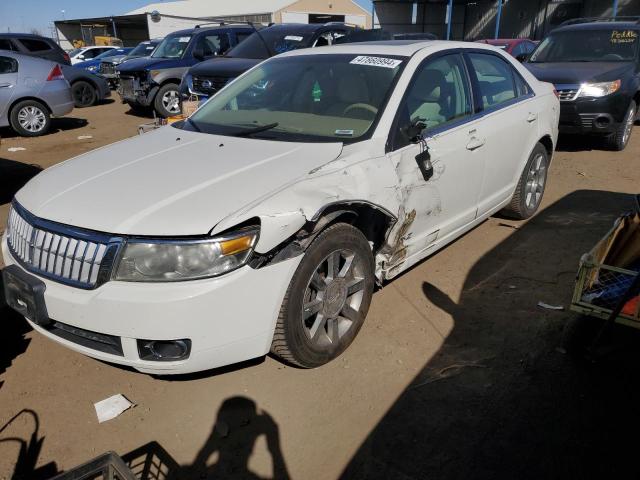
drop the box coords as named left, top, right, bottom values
left=117, top=26, right=254, bottom=117
left=394, top=32, right=438, bottom=40
left=62, top=65, right=111, bottom=108
left=0, top=33, right=70, bottom=64
left=180, top=23, right=357, bottom=101
left=99, top=40, right=162, bottom=88
left=0, top=51, right=73, bottom=136
left=524, top=18, right=640, bottom=150
left=2, top=41, right=558, bottom=374
left=74, top=47, right=132, bottom=73
left=68, top=46, right=118, bottom=65
left=476, top=38, right=538, bottom=60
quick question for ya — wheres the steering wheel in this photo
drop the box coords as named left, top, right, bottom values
left=343, top=103, right=378, bottom=117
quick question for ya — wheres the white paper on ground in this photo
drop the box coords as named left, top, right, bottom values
left=7, top=147, right=26, bottom=152
left=77, top=135, right=93, bottom=140
left=94, top=394, right=135, bottom=423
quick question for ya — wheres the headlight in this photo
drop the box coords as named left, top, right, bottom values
left=115, top=227, right=259, bottom=282
left=578, top=79, right=621, bottom=98
left=87, top=65, right=97, bottom=72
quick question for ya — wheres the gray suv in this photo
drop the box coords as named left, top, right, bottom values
left=0, top=51, right=74, bottom=136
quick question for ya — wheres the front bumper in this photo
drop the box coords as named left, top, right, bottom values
left=2, top=236, right=301, bottom=374
left=559, top=93, right=631, bottom=135
left=117, top=76, right=158, bottom=107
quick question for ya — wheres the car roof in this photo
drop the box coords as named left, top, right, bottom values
left=165, top=25, right=255, bottom=36
left=279, top=40, right=498, bottom=58
left=478, top=38, right=529, bottom=44
left=0, top=33, right=55, bottom=40
left=554, top=21, right=640, bottom=32
left=262, top=23, right=348, bottom=33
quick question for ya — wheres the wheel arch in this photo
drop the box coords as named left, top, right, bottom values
left=538, top=134, right=554, bottom=162
left=8, top=96, right=52, bottom=116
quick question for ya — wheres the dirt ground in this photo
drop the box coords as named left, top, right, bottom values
left=1, top=100, right=639, bottom=480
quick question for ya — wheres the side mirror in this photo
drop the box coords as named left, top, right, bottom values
left=192, top=46, right=205, bottom=60
left=516, top=53, right=528, bottom=63
left=77, top=54, right=85, bottom=60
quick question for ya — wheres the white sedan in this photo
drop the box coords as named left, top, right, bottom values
left=2, top=41, right=559, bottom=374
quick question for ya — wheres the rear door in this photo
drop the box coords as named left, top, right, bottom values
left=465, top=51, right=539, bottom=217
left=0, top=55, right=19, bottom=122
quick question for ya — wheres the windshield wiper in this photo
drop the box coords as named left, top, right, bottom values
left=231, top=122, right=279, bottom=137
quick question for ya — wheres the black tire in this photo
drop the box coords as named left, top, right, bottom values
left=153, top=83, right=181, bottom=118
left=271, top=223, right=375, bottom=368
left=71, top=80, right=97, bottom=108
left=501, top=142, right=549, bottom=220
left=9, top=100, right=51, bottom=137
left=606, top=101, right=636, bottom=151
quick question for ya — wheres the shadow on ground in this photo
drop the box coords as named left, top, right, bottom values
left=556, top=133, right=610, bottom=152
left=0, top=117, right=88, bottom=139
left=0, top=158, right=42, bottom=204
left=340, top=189, right=640, bottom=479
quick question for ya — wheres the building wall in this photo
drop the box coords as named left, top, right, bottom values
left=274, top=0, right=372, bottom=28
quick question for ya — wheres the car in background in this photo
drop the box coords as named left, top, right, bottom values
left=393, top=32, right=438, bottom=40
left=62, top=65, right=111, bottom=108
left=0, top=51, right=73, bottom=136
left=99, top=39, right=162, bottom=88
left=524, top=18, right=640, bottom=151
left=180, top=23, right=356, bottom=101
left=0, top=33, right=71, bottom=65
left=74, top=47, right=133, bottom=73
left=68, top=46, right=118, bottom=65
left=117, top=25, right=254, bottom=117
left=475, top=38, right=537, bottom=60
left=2, top=41, right=558, bottom=374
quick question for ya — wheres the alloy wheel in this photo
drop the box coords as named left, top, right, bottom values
left=17, top=106, right=46, bottom=133
left=622, top=105, right=635, bottom=147
left=524, top=152, right=546, bottom=210
left=301, top=249, right=366, bottom=348
left=161, top=90, right=180, bottom=114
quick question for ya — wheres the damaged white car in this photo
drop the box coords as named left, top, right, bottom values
left=2, top=41, right=559, bottom=374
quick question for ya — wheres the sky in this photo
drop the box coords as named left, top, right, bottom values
left=0, top=0, right=374, bottom=37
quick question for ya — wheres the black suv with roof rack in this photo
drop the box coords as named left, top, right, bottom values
left=524, top=17, right=640, bottom=150
left=179, top=23, right=357, bottom=101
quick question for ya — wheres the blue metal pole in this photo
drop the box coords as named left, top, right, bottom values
left=494, top=0, right=503, bottom=39
left=612, top=0, right=619, bottom=18
left=446, top=0, right=453, bottom=40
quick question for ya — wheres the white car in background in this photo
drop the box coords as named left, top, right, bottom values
left=2, top=41, right=559, bottom=374
left=68, top=46, right=118, bottom=65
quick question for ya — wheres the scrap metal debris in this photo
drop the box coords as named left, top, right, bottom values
left=537, top=301, right=565, bottom=311
left=94, top=394, right=135, bottom=423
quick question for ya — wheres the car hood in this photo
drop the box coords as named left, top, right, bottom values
left=16, top=127, right=343, bottom=236
left=105, top=55, right=128, bottom=64
left=523, top=61, right=634, bottom=84
left=189, top=57, right=262, bottom=77
left=117, top=56, right=184, bottom=72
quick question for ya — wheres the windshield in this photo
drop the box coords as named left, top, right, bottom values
left=129, top=42, right=156, bottom=57
left=69, top=48, right=83, bottom=57
left=152, top=35, right=191, bottom=59
left=226, top=30, right=316, bottom=59
left=530, top=29, right=639, bottom=62
left=94, top=49, right=122, bottom=59
left=185, top=54, right=405, bottom=142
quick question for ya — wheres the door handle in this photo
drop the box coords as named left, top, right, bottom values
left=0, top=83, right=12, bottom=88
left=466, top=136, right=485, bottom=151
left=527, top=112, right=538, bottom=123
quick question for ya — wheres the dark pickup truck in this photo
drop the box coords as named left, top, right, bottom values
left=524, top=18, right=640, bottom=151
left=117, top=25, right=254, bottom=117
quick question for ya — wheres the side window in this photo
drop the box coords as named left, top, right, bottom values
left=236, top=32, right=252, bottom=44
left=524, top=42, right=536, bottom=54
left=0, top=56, right=18, bottom=74
left=469, top=53, right=517, bottom=109
left=513, top=71, right=532, bottom=97
left=0, top=39, right=14, bottom=51
left=19, top=38, right=51, bottom=52
left=394, top=54, right=472, bottom=149
left=511, top=43, right=525, bottom=57
left=198, top=34, right=230, bottom=57
left=82, top=49, right=97, bottom=59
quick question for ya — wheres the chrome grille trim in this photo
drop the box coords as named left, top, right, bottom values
left=5, top=202, right=123, bottom=290
left=555, top=84, right=580, bottom=102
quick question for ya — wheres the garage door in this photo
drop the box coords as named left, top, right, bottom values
left=282, top=12, right=309, bottom=23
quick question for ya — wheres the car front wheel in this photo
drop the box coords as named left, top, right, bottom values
left=607, top=101, right=636, bottom=151
left=271, top=223, right=375, bottom=368
left=501, top=142, right=549, bottom=220
left=154, top=83, right=181, bottom=118
left=9, top=100, right=51, bottom=137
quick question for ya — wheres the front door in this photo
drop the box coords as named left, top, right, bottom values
left=386, top=52, right=486, bottom=274
left=0, top=56, right=18, bottom=121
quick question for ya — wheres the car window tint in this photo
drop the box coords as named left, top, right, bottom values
left=0, top=39, right=14, bottom=51
left=512, top=43, right=524, bottom=57
left=198, top=33, right=230, bottom=56
left=524, top=42, right=536, bottom=54
left=19, top=38, right=51, bottom=52
left=0, top=56, right=18, bottom=74
left=82, top=49, right=98, bottom=59
left=404, top=53, right=472, bottom=130
left=513, top=71, right=531, bottom=97
left=235, top=32, right=252, bottom=44
left=469, top=53, right=516, bottom=109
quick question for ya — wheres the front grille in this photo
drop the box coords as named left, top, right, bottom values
left=119, top=76, right=135, bottom=96
left=99, top=62, right=116, bottom=75
left=579, top=113, right=598, bottom=129
left=6, top=204, right=121, bottom=289
left=192, top=75, right=229, bottom=96
left=557, top=88, right=579, bottom=102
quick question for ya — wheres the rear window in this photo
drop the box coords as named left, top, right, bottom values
left=0, top=39, right=15, bottom=51
left=0, top=56, right=18, bottom=74
left=19, top=38, right=52, bottom=52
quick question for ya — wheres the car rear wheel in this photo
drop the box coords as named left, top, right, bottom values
left=501, top=142, right=549, bottom=220
left=271, top=223, right=375, bottom=368
left=154, top=83, right=181, bottom=118
left=71, top=80, right=97, bottom=108
left=9, top=100, right=51, bottom=137
left=607, top=101, right=636, bottom=151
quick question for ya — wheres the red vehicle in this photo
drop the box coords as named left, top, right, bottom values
left=475, top=38, right=538, bottom=60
